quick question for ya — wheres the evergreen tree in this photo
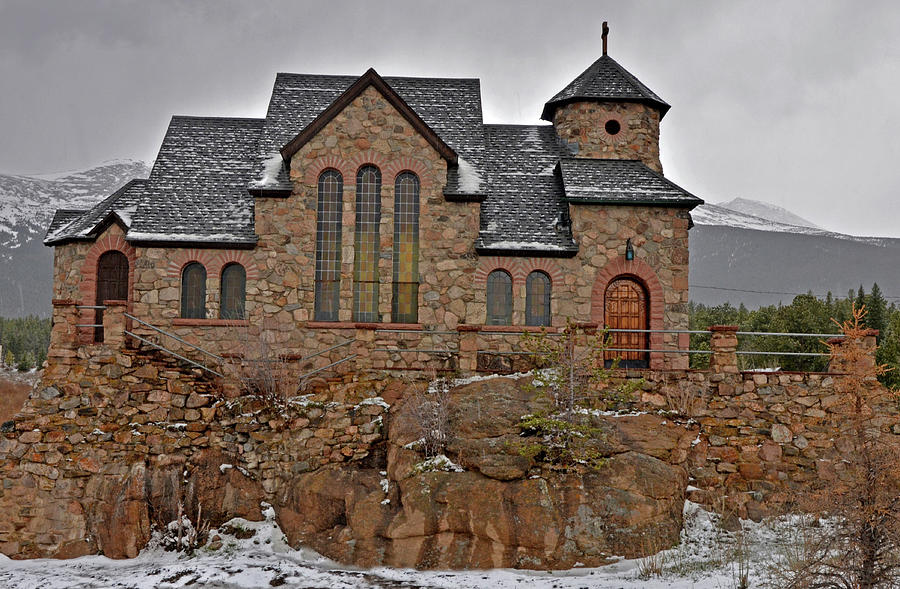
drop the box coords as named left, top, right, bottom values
left=867, top=282, right=888, bottom=337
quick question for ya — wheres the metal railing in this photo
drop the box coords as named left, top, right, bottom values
left=123, top=313, right=224, bottom=377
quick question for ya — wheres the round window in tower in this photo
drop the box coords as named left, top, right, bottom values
left=604, top=119, right=621, bottom=136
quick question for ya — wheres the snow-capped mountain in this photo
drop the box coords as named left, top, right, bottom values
left=0, top=159, right=150, bottom=255
left=690, top=198, right=900, bottom=307
left=0, top=160, right=150, bottom=317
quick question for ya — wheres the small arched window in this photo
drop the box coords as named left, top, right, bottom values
left=181, top=262, right=207, bottom=319
left=220, top=263, right=246, bottom=320
left=353, top=165, right=382, bottom=322
left=315, top=170, right=343, bottom=321
left=392, top=172, right=419, bottom=323
left=525, top=271, right=551, bottom=327
left=486, top=270, right=512, bottom=326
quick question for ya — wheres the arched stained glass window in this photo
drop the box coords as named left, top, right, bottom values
left=181, top=262, right=207, bottom=319
left=525, top=271, right=551, bottom=327
left=315, top=170, right=343, bottom=321
left=486, top=270, right=512, bottom=326
left=353, top=165, right=381, bottom=322
left=392, top=172, right=419, bottom=323
left=220, top=263, right=246, bottom=320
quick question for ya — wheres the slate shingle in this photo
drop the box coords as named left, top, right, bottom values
left=476, top=125, right=577, bottom=255
left=541, top=55, right=670, bottom=121
left=44, top=180, right=147, bottom=244
left=250, top=74, right=487, bottom=197
left=558, top=158, right=702, bottom=206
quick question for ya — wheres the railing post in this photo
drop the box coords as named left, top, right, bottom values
left=709, top=325, right=740, bottom=374
left=829, top=329, right=879, bottom=375
left=457, top=325, right=481, bottom=373
left=102, top=300, right=127, bottom=348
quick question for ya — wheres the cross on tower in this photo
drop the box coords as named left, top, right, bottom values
left=602, top=21, right=609, bottom=56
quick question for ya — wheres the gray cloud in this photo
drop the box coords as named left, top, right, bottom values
left=1, top=0, right=898, bottom=236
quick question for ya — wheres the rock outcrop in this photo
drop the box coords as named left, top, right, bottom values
left=276, top=376, right=689, bottom=568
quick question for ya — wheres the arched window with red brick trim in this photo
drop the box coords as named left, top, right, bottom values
left=525, top=271, right=551, bottom=327
left=94, top=250, right=129, bottom=342
left=219, top=263, right=246, bottom=320
left=353, top=165, right=381, bottom=322
left=486, top=270, right=512, bottom=326
left=181, top=262, right=207, bottom=319
left=315, top=169, right=343, bottom=321
left=392, top=172, right=419, bottom=323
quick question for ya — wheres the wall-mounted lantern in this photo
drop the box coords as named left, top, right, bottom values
left=625, top=238, right=634, bottom=261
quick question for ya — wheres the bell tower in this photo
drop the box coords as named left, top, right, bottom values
left=542, top=22, right=669, bottom=173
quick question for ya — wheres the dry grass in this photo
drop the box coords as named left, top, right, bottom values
left=0, top=376, right=32, bottom=422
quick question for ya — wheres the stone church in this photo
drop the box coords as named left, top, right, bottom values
left=44, top=41, right=702, bottom=372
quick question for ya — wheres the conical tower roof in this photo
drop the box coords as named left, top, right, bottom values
left=541, top=54, right=670, bottom=121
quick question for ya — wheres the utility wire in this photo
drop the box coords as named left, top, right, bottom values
left=690, top=284, right=900, bottom=301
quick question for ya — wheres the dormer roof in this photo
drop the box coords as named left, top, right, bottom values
left=541, top=54, right=670, bottom=121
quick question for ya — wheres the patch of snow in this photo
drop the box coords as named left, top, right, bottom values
left=413, top=454, right=464, bottom=473
left=249, top=153, right=285, bottom=188
left=355, top=396, right=390, bottom=409
left=487, top=240, right=564, bottom=250
left=455, top=156, right=482, bottom=193
left=219, top=463, right=233, bottom=474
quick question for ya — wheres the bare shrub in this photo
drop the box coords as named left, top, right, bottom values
left=161, top=502, right=210, bottom=553
left=406, top=374, right=454, bottom=458
left=772, top=305, right=900, bottom=589
left=226, top=323, right=297, bottom=405
left=661, top=374, right=698, bottom=417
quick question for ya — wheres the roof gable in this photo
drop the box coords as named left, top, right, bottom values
left=280, top=68, right=458, bottom=164
left=541, top=55, right=670, bottom=121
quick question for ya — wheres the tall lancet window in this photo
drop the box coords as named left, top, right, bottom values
left=353, top=165, right=381, bottom=322
left=315, top=169, right=343, bottom=321
left=392, top=172, right=420, bottom=323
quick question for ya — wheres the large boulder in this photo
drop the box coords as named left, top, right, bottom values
left=274, top=375, right=689, bottom=569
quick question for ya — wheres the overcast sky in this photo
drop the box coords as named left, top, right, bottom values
left=2, top=0, right=899, bottom=236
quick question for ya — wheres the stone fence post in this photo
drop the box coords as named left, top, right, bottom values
left=457, top=325, right=481, bottom=373
left=828, top=329, right=878, bottom=375
left=708, top=325, right=739, bottom=374
left=102, top=300, right=128, bottom=348
left=45, top=300, right=80, bottom=378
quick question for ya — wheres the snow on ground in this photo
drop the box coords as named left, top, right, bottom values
left=0, top=501, right=813, bottom=589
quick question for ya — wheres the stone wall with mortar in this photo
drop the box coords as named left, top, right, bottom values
left=551, top=101, right=663, bottom=172
left=0, top=305, right=389, bottom=559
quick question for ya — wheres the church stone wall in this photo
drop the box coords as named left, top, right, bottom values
left=552, top=101, right=663, bottom=172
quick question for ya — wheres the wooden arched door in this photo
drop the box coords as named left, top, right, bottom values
left=604, top=277, right=649, bottom=368
left=95, top=251, right=129, bottom=342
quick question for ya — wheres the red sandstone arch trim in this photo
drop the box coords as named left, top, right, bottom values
left=303, top=156, right=352, bottom=186
left=591, top=257, right=666, bottom=368
left=78, top=230, right=137, bottom=343
left=166, top=249, right=259, bottom=280
left=383, top=157, right=431, bottom=189
left=79, top=231, right=138, bottom=307
left=347, top=150, right=389, bottom=176
left=473, top=256, right=564, bottom=286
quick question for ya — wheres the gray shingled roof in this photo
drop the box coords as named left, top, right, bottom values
left=47, top=65, right=702, bottom=254
left=250, top=74, right=487, bottom=197
left=558, top=158, right=702, bottom=207
left=46, top=117, right=263, bottom=245
left=541, top=55, right=670, bottom=121
left=476, top=125, right=577, bottom=255
left=44, top=180, right=146, bottom=245
left=127, top=116, right=263, bottom=243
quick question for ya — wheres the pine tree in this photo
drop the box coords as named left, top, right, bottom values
left=867, top=283, right=888, bottom=337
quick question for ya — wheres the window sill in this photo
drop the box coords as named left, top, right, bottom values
left=459, top=324, right=559, bottom=333
left=305, top=321, right=424, bottom=330
left=172, top=318, right=249, bottom=327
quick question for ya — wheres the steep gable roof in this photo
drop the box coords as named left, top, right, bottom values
left=541, top=55, right=670, bottom=121
left=249, top=73, right=487, bottom=197
left=280, top=68, right=457, bottom=164
left=44, top=179, right=146, bottom=245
